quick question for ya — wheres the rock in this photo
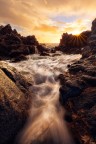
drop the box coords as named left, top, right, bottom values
left=59, top=80, right=83, bottom=104
left=82, top=75, right=96, bottom=86
left=11, top=55, right=28, bottom=63
left=21, top=35, right=38, bottom=46
left=0, top=24, right=39, bottom=60
left=69, top=64, right=85, bottom=74
left=5, top=33, right=22, bottom=45
left=28, top=45, right=37, bottom=54
left=37, top=44, right=48, bottom=54
left=0, top=62, right=31, bottom=144
left=89, top=18, right=96, bottom=51
left=40, top=52, right=50, bottom=56
left=0, top=24, right=12, bottom=35
left=81, top=46, right=92, bottom=58
left=59, top=18, right=96, bottom=143
left=57, top=31, right=91, bottom=54
left=59, top=47, right=96, bottom=143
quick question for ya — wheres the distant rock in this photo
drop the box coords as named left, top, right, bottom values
left=0, top=24, right=39, bottom=60
left=57, top=31, right=91, bottom=54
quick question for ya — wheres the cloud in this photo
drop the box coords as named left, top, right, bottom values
left=0, top=0, right=95, bottom=43
left=34, top=24, right=59, bottom=33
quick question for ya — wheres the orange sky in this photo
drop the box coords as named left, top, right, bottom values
left=0, top=0, right=96, bottom=43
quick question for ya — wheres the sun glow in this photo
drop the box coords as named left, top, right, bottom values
left=71, top=30, right=81, bottom=35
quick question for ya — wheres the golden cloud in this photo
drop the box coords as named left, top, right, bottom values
left=34, top=24, right=59, bottom=33
left=0, top=0, right=95, bottom=43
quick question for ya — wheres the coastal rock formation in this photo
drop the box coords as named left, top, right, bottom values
left=0, top=24, right=48, bottom=61
left=59, top=19, right=96, bottom=144
left=60, top=55, right=96, bottom=144
left=0, top=62, right=31, bottom=144
left=57, top=31, right=91, bottom=54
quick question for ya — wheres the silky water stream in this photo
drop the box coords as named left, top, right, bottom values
left=7, top=53, right=81, bottom=144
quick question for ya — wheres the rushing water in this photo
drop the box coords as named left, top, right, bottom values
left=7, top=53, right=81, bottom=144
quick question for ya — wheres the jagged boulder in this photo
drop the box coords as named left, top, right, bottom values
left=21, top=35, right=38, bottom=46
left=5, top=33, right=22, bottom=45
left=57, top=31, right=91, bottom=54
left=0, top=24, right=39, bottom=60
left=0, top=24, right=12, bottom=35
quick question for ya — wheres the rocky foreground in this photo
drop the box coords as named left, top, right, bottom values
left=0, top=19, right=96, bottom=144
left=0, top=61, right=32, bottom=144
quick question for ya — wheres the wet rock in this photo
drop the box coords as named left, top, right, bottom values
left=0, top=62, right=31, bottom=144
left=37, top=44, right=48, bottom=54
left=28, top=45, right=37, bottom=54
left=11, top=55, right=28, bottom=63
left=40, top=52, right=50, bottom=56
left=69, top=64, right=85, bottom=74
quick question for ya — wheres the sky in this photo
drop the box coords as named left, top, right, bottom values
left=0, top=0, right=96, bottom=43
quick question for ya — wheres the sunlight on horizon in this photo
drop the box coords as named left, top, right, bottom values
left=0, top=0, right=94, bottom=43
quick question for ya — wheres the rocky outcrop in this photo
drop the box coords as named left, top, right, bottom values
left=59, top=19, right=96, bottom=144
left=0, top=24, right=48, bottom=61
left=58, top=56, right=96, bottom=144
left=57, top=31, right=91, bottom=54
left=0, top=62, right=32, bottom=144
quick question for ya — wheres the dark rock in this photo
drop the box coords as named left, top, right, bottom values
left=59, top=82, right=82, bottom=104
left=5, top=33, right=22, bottom=45
left=57, top=31, right=91, bottom=54
left=37, top=44, right=48, bottom=54
left=89, top=18, right=96, bottom=51
left=64, top=112, right=73, bottom=123
left=40, top=52, right=50, bottom=56
left=11, top=55, right=28, bottom=63
left=82, top=75, right=96, bottom=86
left=69, top=64, right=85, bottom=74
left=0, top=24, right=39, bottom=60
left=21, top=35, right=38, bottom=45
left=81, top=46, right=92, bottom=58
left=0, top=24, right=12, bottom=35
left=28, top=45, right=37, bottom=54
